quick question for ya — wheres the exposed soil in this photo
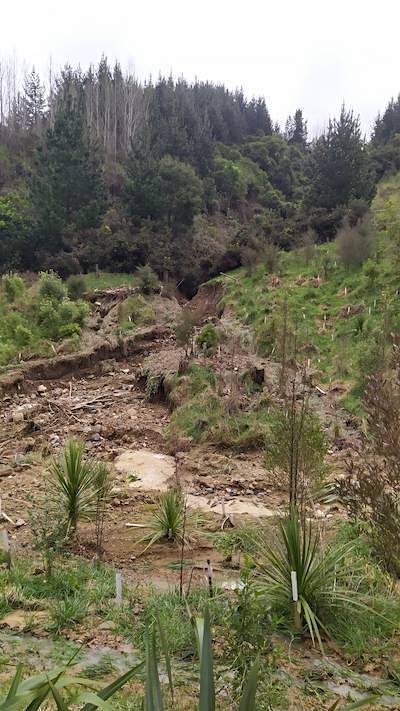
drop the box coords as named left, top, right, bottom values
left=0, top=285, right=358, bottom=585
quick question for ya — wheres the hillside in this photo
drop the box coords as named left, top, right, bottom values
left=3, top=60, right=400, bottom=710
left=211, top=173, right=400, bottom=415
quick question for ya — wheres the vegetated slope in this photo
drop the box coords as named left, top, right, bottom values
left=215, top=172, right=400, bottom=414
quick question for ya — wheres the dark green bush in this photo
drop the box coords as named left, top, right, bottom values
left=196, top=322, right=219, bottom=353
left=136, top=264, right=160, bottom=294
left=67, top=274, right=87, bottom=300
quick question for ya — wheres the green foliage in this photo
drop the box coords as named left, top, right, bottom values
left=49, top=594, right=89, bottom=633
left=51, top=440, right=100, bottom=535
left=37, top=285, right=88, bottom=340
left=212, top=527, right=258, bottom=563
left=127, top=154, right=203, bottom=233
left=29, top=490, right=66, bottom=576
left=119, top=294, right=155, bottom=333
left=174, top=311, right=197, bottom=354
left=167, top=380, right=271, bottom=451
left=196, top=323, right=219, bottom=354
left=0, top=272, right=89, bottom=367
left=336, top=218, right=374, bottom=269
left=168, top=364, right=216, bottom=408
left=0, top=192, right=34, bottom=271
left=254, top=510, right=374, bottom=651
left=1, top=273, right=25, bottom=302
left=266, top=405, right=328, bottom=503
left=67, top=274, right=87, bottom=300
left=31, top=97, right=106, bottom=245
left=138, top=488, right=198, bottom=553
left=136, top=264, right=160, bottom=294
left=227, top=561, right=271, bottom=688
left=310, top=105, right=375, bottom=213
left=0, top=656, right=144, bottom=710
left=39, top=270, right=67, bottom=302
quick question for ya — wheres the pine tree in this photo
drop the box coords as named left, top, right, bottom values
left=286, top=109, right=308, bottom=148
left=23, top=67, right=46, bottom=131
left=31, top=96, right=106, bottom=249
left=310, top=105, right=374, bottom=210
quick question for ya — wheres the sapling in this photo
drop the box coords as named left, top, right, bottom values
left=28, top=490, right=65, bottom=577
left=94, top=461, right=112, bottom=556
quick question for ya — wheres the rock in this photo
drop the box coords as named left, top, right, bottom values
left=50, top=434, right=60, bottom=447
left=37, top=385, right=47, bottom=394
left=12, top=410, right=25, bottom=423
left=15, top=518, right=26, bottom=528
left=97, top=620, right=116, bottom=631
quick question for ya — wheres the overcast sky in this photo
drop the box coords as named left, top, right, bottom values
left=2, top=0, right=400, bottom=135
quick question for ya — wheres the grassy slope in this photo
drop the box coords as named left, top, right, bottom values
left=217, top=173, right=400, bottom=412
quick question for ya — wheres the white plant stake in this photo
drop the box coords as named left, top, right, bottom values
left=115, top=572, right=122, bottom=607
left=291, top=570, right=298, bottom=602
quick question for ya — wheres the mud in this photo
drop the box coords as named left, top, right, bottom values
left=0, top=325, right=169, bottom=394
left=0, top=282, right=357, bottom=583
left=115, top=450, right=177, bottom=491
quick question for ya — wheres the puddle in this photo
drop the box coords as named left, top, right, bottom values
left=312, top=659, right=400, bottom=708
left=115, top=450, right=176, bottom=491
left=0, top=630, right=140, bottom=675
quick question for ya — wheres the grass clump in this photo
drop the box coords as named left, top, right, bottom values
left=168, top=364, right=216, bottom=408
left=84, top=271, right=138, bottom=291
left=119, top=294, right=155, bottom=334
left=138, top=488, right=198, bottom=553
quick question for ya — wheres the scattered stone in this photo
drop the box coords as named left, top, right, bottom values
left=15, top=518, right=26, bottom=528
left=37, top=385, right=47, bottom=394
left=97, top=621, right=116, bottom=632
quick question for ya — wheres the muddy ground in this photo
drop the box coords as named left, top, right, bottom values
left=0, top=286, right=358, bottom=589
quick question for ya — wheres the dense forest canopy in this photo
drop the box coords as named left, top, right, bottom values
left=0, top=56, right=399, bottom=293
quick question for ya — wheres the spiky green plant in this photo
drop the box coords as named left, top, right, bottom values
left=254, top=508, right=372, bottom=651
left=144, top=607, right=258, bottom=710
left=0, top=651, right=144, bottom=710
left=138, top=488, right=198, bottom=553
left=51, top=440, right=98, bottom=535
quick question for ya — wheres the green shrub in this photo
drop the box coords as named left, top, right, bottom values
left=38, top=271, right=67, bottom=302
left=0, top=342, right=17, bottom=366
left=138, top=488, right=199, bottom=553
left=37, top=299, right=62, bottom=339
left=1, top=273, right=25, bottom=302
left=254, top=509, right=376, bottom=651
left=37, top=297, right=88, bottom=340
left=196, top=323, right=219, bottom=354
left=59, top=323, right=81, bottom=339
left=136, top=264, right=160, bottom=294
left=67, top=274, right=86, bottom=300
left=14, top=324, right=33, bottom=347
